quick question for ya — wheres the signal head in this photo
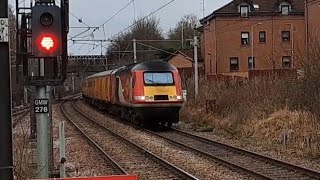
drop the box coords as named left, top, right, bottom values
left=40, top=12, right=54, bottom=26
left=32, top=5, right=62, bottom=57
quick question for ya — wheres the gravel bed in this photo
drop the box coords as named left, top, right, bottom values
left=76, top=101, right=256, bottom=180
left=176, top=121, right=320, bottom=173
left=52, top=104, right=117, bottom=177
left=65, top=102, right=191, bottom=180
left=13, top=114, right=30, bottom=137
left=12, top=113, right=37, bottom=179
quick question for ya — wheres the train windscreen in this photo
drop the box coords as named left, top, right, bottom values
left=144, top=72, right=174, bottom=86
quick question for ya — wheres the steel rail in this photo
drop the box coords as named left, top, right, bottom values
left=145, top=127, right=320, bottom=180
left=60, top=100, right=128, bottom=175
left=71, top=100, right=199, bottom=180
left=12, top=111, right=29, bottom=128
left=172, top=128, right=320, bottom=180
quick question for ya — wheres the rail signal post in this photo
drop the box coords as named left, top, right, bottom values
left=18, top=0, right=69, bottom=178
left=32, top=1, right=62, bottom=178
left=0, top=0, right=14, bottom=179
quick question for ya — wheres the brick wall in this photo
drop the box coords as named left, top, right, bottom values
left=307, top=0, right=320, bottom=41
left=202, top=15, right=306, bottom=76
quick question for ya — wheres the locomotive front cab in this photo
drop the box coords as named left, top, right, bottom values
left=133, top=70, right=183, bottom=104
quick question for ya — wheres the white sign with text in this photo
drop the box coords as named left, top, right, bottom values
left=0, top=18, right=9, bottom=42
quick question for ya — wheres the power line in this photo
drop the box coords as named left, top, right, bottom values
left=75, top=0, right=135, bottom=51
left=136, top=42, right=176, bottom=56
left=55, top=0, right=91, bottom=27
left=110, top=0, right=176, bottom=40
left=98, top=0, right=134, bottom=44
left=98, top=0, right=134, bottom=28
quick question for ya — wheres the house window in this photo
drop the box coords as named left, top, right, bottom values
left=241, top=32, right=250, bottom=45
left=281, top=5, right=290, bottom=15
left=230, top=57, right=239, bottom=71
left=240, top=5, right=249, bottom=17
left=282, top=31, right=290, bottom=42
left=259, top=31, right=266, bottom=42
left=282, top=56, right=292, bottom=68
left=248, top=57, right=255, bottom=69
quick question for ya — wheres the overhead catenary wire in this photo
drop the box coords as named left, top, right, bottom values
left=136, top=42, right=177, bottom=56
left=96, top=0, right=135, bottom=44
left=110, top=0, right=176, bottom=40
left=69, top=0, right=176, bottom=56
left=98, top=0, right=134, bottom=28
left=55, top=0, right=91, bottom=27
left=69, top=0, right=135, bottom=53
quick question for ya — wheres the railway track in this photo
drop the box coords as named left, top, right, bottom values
left=61, top=100, right=198, bottom=180
left=12, top=109, right=29, bottom=128
left=12, top=94, right=82, bottom=129
left=61, top=101, right=127, bottom=176
left=146, top=128, right=320, bottom=180
left=76, top=99, right=320, bottom=179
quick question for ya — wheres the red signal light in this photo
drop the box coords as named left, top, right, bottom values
left=40, top=36, right=54, bottom=51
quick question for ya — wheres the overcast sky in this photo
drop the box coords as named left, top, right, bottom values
left=10, top=0, right=231, bottom=55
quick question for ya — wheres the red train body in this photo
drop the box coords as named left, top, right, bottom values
left=81, top=60, right=184, bottom=127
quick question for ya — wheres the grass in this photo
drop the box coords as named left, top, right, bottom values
left=181, top=76, right=320, bottom=158
left=181, top=43, right=320, bottom=158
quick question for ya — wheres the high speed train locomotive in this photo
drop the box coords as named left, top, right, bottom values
left=81, top=60, right=184, bottom=127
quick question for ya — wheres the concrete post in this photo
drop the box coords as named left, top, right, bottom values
left=194, top=36, right=199, bottom=97
left=133, top=39, right=137, bottom=63
left=36, top=58, right=50, bottom=178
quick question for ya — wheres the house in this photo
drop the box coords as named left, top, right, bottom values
left=165, top=50, right=204, bottom=79
left=306, top=0, right=320, bottom=42
left=199, top=0, right=307, bottom=78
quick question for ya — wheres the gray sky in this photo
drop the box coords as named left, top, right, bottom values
left=10, top=0, right=231, bottom=55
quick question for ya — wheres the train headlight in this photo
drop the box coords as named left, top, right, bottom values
left=134, top=96, right=146, bottom=101
left=177, top=96, right=182, bottom=100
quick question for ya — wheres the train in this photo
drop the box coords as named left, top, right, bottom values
left=81, top=59, right=184, bottom=127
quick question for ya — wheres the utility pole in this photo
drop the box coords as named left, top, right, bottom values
left=133, top=39, right=137, bottom=63
left=193, top=36, right=199, bottom=97
left=202, top=0, right=205, bottom=18
left=0, top=0, right=14, bottom=179
left=24, top=86, right=28, bottom=105
left=72, top=73, right=75, bottom=93
left=181, top=26, right=184, bottom=48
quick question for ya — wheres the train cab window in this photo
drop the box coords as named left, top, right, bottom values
left=144, top=72, right=174, bottom=86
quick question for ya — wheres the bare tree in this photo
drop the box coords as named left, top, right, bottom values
left=167, top=14, right=199, bottom=49
left=107, top=16, right=164, bottom=67
left=290, top=36, right=320, bottom=116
